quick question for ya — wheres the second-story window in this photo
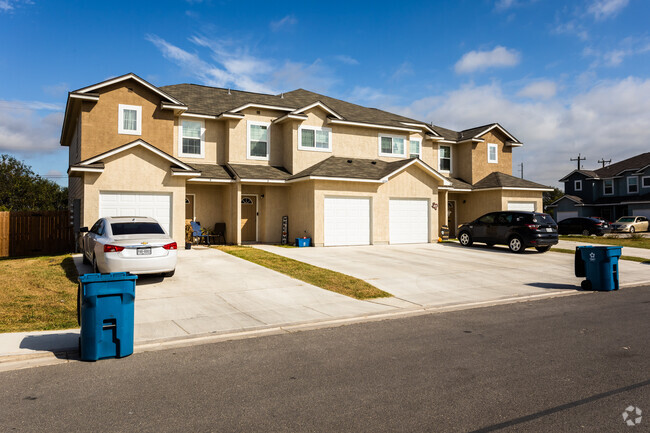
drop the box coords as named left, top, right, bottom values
left=603, top=179, right=614, bottom=195
left=439, top=145, right=451, bottom=171
left=574, top=180, right=582, bottom=191
left=643, top=176, right=650, bottom=188
left=247, top=121, right=270, bottom=160
left=179, top=119, right=204, bottom=158
left=409, top=139, right=421, bottom=158
left=299, top=126, right=331, bottom=152
left=627, top=177, right=638, bottom=194
left=487, top=143, right=498, bottom=163
left=118, top=104, right=142, bottom=135
left=378, top=134, right=405, bottom=157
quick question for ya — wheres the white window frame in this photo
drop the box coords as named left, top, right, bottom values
left=178, top=119, right=205, bottom=158
left=378, top=133, right=407, bottom=158
left=627, top=176, right=638, bottom=194
left=574, top=180, right=582, bottom=191
left=603, top=179, right=614, bottom=195
left=409, top=138, right=421, bottom=158
left=298, top=125, right=332, bottom=152
left=487, top=143, right=498, bottom=163
left=438, top=144, right=452, bottom=173
left=247, top=121, right=270, bottom=161
left=118, top=104, right=142, bottom=135
left=642, top=176, right=650, bottom=188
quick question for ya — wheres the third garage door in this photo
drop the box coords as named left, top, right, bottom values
left=324, top=197, right=371, bottom=246
left=389, top=199, right=429, bottom=244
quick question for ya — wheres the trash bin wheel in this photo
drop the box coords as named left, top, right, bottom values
left=581, top=280, right=592, bottom=291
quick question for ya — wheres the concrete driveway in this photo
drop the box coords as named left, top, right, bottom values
left=255, top=243, right=650, bottom=307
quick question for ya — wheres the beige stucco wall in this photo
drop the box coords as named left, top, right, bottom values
left=185, top=184, right=229, bottom=230
left=500, top=190, right=543, bottom=212
left=227, top=108, right=282, bottom=166
left=240, top=185, right=289, bottom=243
left=81, top=146, right=186, bottom=244
left=287, top=181, right=315, bottom=241
left=311, top=165, right=441, bottom=246
left=80, top=81, right=174, bottom=160
left=174, top=118, right=225, bottom=165
left=471, top=131, right=513, bottom=183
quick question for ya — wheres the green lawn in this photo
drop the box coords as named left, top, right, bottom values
left=215, top=246, right=391, bottom=300
left=551, top=248, right=649, bottom=264
left=559, top=235, right=650, bottom=249
left=0, top=254, right=79, bottom=333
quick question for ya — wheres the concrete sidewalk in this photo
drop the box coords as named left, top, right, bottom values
left=556, top=239, right=650, bottom=260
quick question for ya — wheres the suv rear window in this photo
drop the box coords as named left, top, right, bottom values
left=111, top=222, right=165, bottom=235
left=532, top=213, right=556, bottom=225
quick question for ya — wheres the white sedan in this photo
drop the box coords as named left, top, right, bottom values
left=80, top=216, right=177, bottom=277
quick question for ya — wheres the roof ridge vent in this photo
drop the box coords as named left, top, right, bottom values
left=280, top=93, right=284, bottom=99
left=228, top=88, right=231, bottom=95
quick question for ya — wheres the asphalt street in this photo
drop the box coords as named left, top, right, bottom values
left=1, top=285, right=649, bottom=432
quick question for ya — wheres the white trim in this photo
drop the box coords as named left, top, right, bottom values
left=380, top=159, right=452, bottom=185
left=161, top=103, right=188, bottom=111
left=627, top=176, right=639, bottom=194
left=172, top=171, right=202, bottom=177
left=274, top=113, right=308, bottom=123
left=74, top=73, right=185, bottom=105
left=457, top=138, right=484, bottom=144
left=298, top=125, right=332, bottom=152
left=409, top=138, right=422, bottom=158
left=400, top=122, right=440, bottom=135
left=178, top=118, right=205, bottom=159
left=246, top=121, right=271, bottom=161
left=187, top=178, right=234, bottom=183
left=68, top=166, right=104, bottom=173
left=603, top=178, right=614, bottom=195
left=217, top=112, right=245, bottom=119
left=181, top=112, right=217, bottom=120
left=378, top=133, right=407, bottom=158
left=574, top=179, right=582, bottom=191
left=558, top=169, right=599, bottom=182
left=118, top=104, right=142, bottom=135
left=641, top=176, right=650, bottom=188
left=241, top=194, right=259, bottom=242
left=231, top=103, right=295, bottom=113
left=507, top=142, right=524, bottom=147
left=239, top=179, right=286, bottom=184
left=292, top=101, right=343, bottom=119
left=476, top=186, right=554, bottom=192
left=487, top=143, right=498, bottom=164
left=185, top=193, right=196, bottom=221
left=328, top=118, right=420, bottom=133
left=438, top=143, right=452, bottom=174
left=634, top=164, right=650, bottom=174
left=473, top=124, right=520, bottom=144
left=81, top=139, right=196, bottom=171
left=69, top=93, right=99, bottom=101
left=437, top=139, right=456, bottom=144
left=286, top=176, right=383, bottom=184
left=440, top=187, right=472, bottom=192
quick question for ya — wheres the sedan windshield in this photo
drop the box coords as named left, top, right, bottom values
left=616, top=218, right=635, bottom=223
left=111, top=222, right=165, bottom=235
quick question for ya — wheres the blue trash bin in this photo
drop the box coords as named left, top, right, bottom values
left=78, top=272, right=137, bottom=361
left=576, top=246, right=622, bottom=291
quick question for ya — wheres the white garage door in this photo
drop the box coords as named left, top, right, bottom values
left=507, top=201, right=536, bottom=212
left=99, top=192, right=172, bottom=235
left=556, top=211, right=579, bottom=222
left=389, top=199, right=429, bottom=244
left=324, top=197, right=370, bottom=246
left=632, top=209, right=650, bottom=218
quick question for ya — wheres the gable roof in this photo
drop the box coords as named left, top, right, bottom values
left=547, top=195, right=584, bottom=207
left=594, top=152, right=650, bottom=177
left=558, top=169, right=599, bottom=182
left=72, top=72, right=185, bottom=106
left=431, top=123, right=522, bottom=145
left=473, top=172, right=552, bottom=190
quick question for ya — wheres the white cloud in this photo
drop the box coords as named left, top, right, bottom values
left=494, top=0, right=518, bottom=10
left=391, top=62, right=413, bottom=80
left=588, top=0, right=629, bottom=20
left=270, top=15, right=297, bottom=32
left=348, top=86, right=395, bottom=106
left=0, top=101, right=63, bottom=153
left=552, top=18, right=589, bottom=41
left=384, top=77, right=650, bottom=187
left=148, top=34, right=336, bottom=94
left=583, top=37, right=650, bottom=67
left=455, top=46, right=520, bottom=74
left=334, top=55, right=359, bottom=65
left=517, top=80, right=558, bottom=99
left=0, top=0, right=32, bottom=13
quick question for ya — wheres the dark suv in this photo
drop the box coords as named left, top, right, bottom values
left=458, top=211, right=558, bottom=253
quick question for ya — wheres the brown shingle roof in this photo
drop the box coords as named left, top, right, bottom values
left=228, top=164, right=290, bottom=180
left=445, top=177, right=473, bottom=190
left=188, top=163, right=233, bottom=179
left=594, top=152, right=650, bottom=177
left=473, top=172, right=551, bottom=190
left=288, top=156, right=416, bottom=181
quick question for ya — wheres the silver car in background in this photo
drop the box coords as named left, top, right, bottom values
left=80, top=216, right=177, bottom=276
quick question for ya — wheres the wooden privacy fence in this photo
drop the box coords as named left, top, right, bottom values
left=0, top=211, right=74, bottom=258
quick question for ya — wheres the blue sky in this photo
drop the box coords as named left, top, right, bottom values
left=1, top=0, right=649, bottom=188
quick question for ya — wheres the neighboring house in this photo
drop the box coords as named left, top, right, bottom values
left=60, top=73, right=550, bottom=247
left=549, top=153, right=650, bottom=222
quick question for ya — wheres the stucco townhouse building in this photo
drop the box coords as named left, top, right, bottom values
left=60, top=73, right=550, bottom=247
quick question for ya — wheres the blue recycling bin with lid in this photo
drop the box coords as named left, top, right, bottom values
left=575, top=246, right=622, bottom=291
left=78, top=272, right=137, bottom=361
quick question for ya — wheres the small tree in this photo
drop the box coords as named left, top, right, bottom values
left=0, top=154, right=68, bottom=211
left=543, top=187, right=564, bottom=212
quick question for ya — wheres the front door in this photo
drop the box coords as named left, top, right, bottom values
left=185, top=195, right=195, bottom=222
left=448, top=201, right=457, bottom=238
left=241, top=196, right=257, bottom=242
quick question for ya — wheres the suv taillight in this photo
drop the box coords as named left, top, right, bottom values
left=163, top=242, right=177, bottom=250
left=104, top=245, right=125, bottom=253
left=526, top=224, right=540, bottom=230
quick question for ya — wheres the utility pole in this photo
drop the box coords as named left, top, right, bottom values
left=519, top=162, right=524, bottom=179
left=598, top=158, right=611, bottom=168
left=570, top=154, right=586, bottom=170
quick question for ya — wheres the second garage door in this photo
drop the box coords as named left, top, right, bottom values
left=507, top=201, right=536, bottom=212
left=324, top=197, right=370, bottom=246
left=389, top=199, right=429, bottom=244
left=99, top=192, right=172, bottom=235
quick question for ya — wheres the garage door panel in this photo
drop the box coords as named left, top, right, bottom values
left=390, top=199, right=428, bottom=244
left=507, top=202, right=536, bottom=212
left=99, top=192, right=172, bottom=235
left=324, top=197, right=370, bottom=246
left=556, top=211, right=578, bottom=222
left=632, top=209, right=650, bottom=218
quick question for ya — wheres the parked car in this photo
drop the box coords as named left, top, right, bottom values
left=557, top=217, right=610, bottom=236
left=458, top=211, right=558, bottom=253
left=610, top=216, right=649, bottom=233
left=80, top=216, right=177, bottom=276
